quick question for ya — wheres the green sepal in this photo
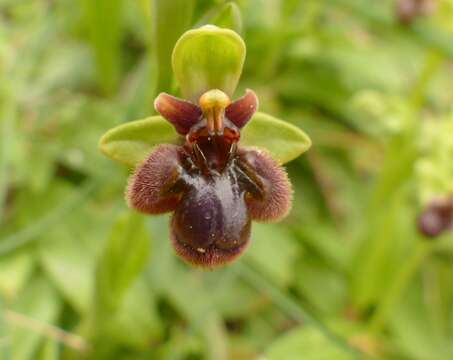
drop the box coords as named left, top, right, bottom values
left=241, top=112, right=312, bottom=164
left=98, top=116, right=181, bottom=167
left=172, top=25, right=245, bottom=102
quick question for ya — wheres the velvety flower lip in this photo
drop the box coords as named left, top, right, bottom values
left=126, top=144, right=183, bottom=215
left=170, top=228, right=250, bottom=268
left=238, top=147, right=293, bottom=222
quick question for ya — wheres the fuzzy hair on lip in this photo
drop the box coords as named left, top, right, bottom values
left=239, top=148, right=293, bottom=222
left=127, top=144, right=182, bottom=215
left=169, top=223, right=250, bottom=268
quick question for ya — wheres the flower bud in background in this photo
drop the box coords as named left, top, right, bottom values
left=396, top=0, right=437, bottom=24
left=417, top=197, right=453, bottom=238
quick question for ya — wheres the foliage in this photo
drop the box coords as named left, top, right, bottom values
left=1, top=0, right=453, bottom=359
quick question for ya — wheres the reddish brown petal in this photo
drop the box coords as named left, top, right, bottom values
left=154, top=93, right=202, bottom=135
left=225, top=89, right=258, bottom=128
left=239, top=148, right=292, bottom=222
left=126, top=144, right=183, bottom=214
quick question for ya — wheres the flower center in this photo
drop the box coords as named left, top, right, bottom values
left=185, top=90, right=240, bottom=174
left=199, top=89, right=231, bottom=134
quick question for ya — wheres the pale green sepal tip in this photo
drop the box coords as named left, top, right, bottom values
left=172, top=25, right=246, bottom=102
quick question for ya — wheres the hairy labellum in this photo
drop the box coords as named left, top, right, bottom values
left=127, top=89, right=292, bottom=267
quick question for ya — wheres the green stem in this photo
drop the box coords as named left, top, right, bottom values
left=237, top=262, right=366, bottom=359
left=369, top=242, right=432, bottom=333
left=354, top=48, right=443, bottom=309
left=0, top=180, right=99, bottom=255
left=408, top=51, right=443, bottom=116
left=367, top=52, right=441, bottom=333
left=0, top=295, right=11, bottom=359
left=0, top=109, right=14, bottom=223
left=151, top=0, right=194, bottom=94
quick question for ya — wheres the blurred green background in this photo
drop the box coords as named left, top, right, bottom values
left=1, top=0, right=453, bottom=359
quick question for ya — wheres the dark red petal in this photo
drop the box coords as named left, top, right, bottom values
left=239, top=148, right=292, bottom=222
left=169, top=220, right=250, bottom=268
left=225, top=89, right=258, bottom=128
left=126, top=144, right=183, bottom=214
left=154, top=93, right=202, bottom=135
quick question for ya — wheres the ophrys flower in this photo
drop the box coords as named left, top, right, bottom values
left=99, top=25, right=311, bottom=267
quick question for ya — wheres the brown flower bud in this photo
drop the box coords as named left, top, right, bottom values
left=396, top=0, right=437, bottom=25
left=417, top=197, right=453, bottom=238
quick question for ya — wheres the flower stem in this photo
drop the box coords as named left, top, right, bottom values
left=237, top=261, right=367, bottom=359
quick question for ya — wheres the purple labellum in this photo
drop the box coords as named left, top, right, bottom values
left=128, top=89, right=292, bottom=268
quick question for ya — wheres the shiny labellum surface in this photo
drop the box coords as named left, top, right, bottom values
left=127, top=90, right=292, bottom=267
left=170, top=165, right=252, bottom=267
left=169, top=122, right=262, bottom=268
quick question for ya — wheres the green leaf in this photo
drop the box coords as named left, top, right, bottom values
left=0, top=297, right=9, bottom=359
left=0, top=252, right=34, bottom=300
left=0, top=180, right=99, bottom=255
left=241, top=112, right=312, bottom=164
left=245, top=223, right=299, bottom=286
left=10, top=276, right=61, bottom=360
left=107, top=279, right=162, bottom=348
left=390, top=284, right=453, bottom=360
left=98, top=116, right=181, bottom=167
left=93, top=211, right=150, bottom=317
left=172, top=25, right=245, bottom=102
left=36, top=339, right=59, bottom=360
left=83, top=211, right=152, bottom=355
left=265, top=325, right=355, bottom=360
left=203, top=2, right=243, bottom=34
left=294, top=257, right=347, bottom=315
left=82, top=0, right=123, bottom=94
left=39, top=232, right=95, bottom=314
left=151, top=0, right=194, bottom=93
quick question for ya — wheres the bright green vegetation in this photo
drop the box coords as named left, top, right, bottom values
left=1, top=1, right=453, bottom=359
